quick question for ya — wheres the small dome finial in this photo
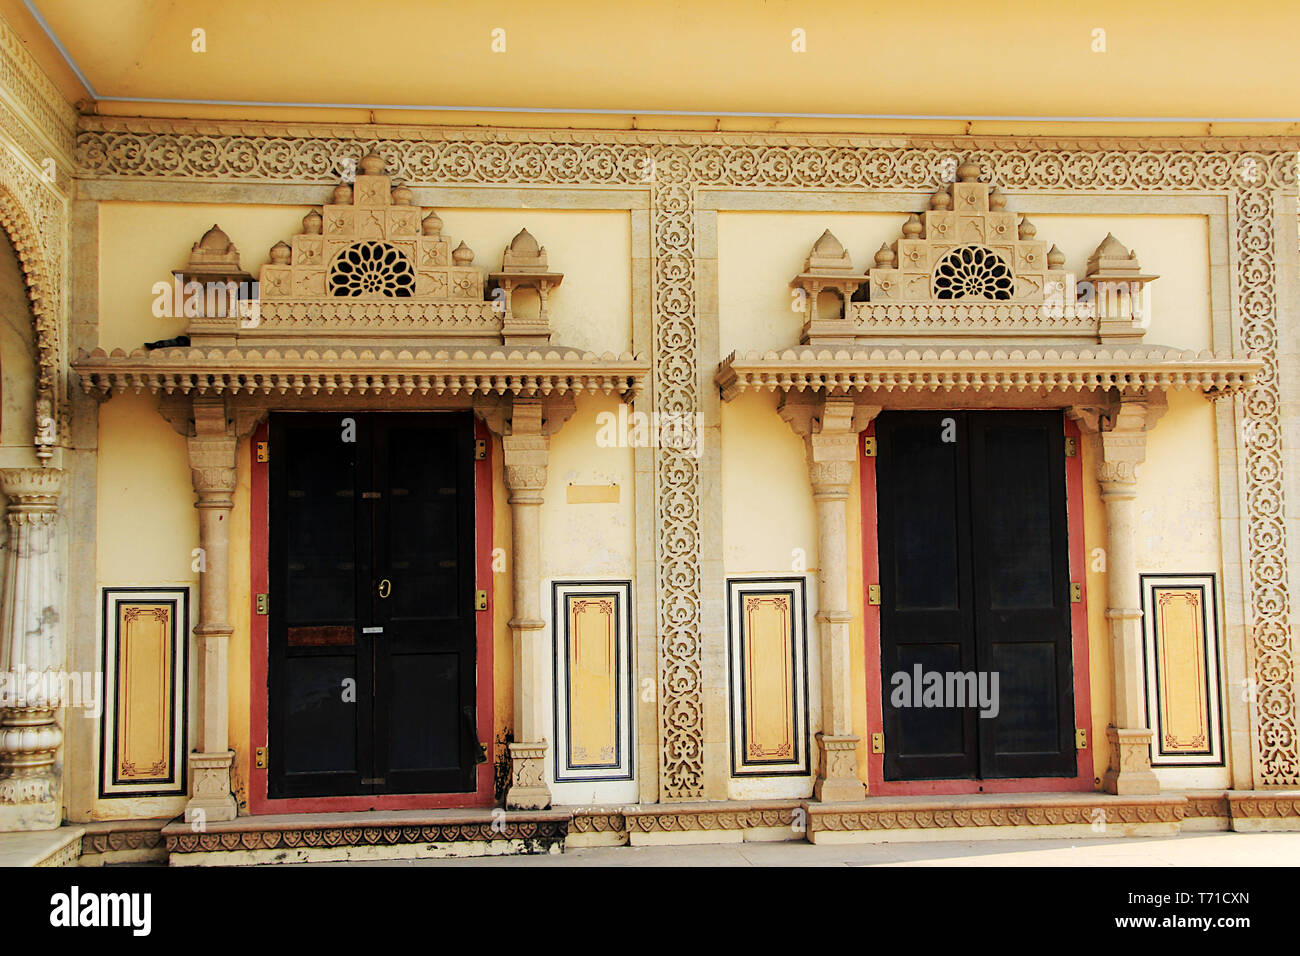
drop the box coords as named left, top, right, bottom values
left=199, top=224, right=231, bottom=252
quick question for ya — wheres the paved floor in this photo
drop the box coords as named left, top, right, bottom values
left=299, top=831, right=1300, bottom=866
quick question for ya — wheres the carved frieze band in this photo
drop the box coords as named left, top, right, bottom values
left=165, top=820, right=568, bottom=855
left=73, top=124, right=1300, bottom=788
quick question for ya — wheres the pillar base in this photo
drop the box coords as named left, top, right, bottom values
left=505, top=741, right=551, bottom=810
left=0, top=705, right=62, bottom=831
left=185, top=750, right=238, bottom=824
left=814, top=733, right=866, bottom=802
left=0, top=791, right=60, bottom=832
left=1102, top=726, right=1160, bottom=795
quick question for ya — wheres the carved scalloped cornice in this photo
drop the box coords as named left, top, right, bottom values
left=72, top=345, right=649, bottom=400
left=716, top=345, right=1260, bottom=400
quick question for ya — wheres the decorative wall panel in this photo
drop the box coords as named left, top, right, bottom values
left=1141, top=574, right=1225, bottom=767
left=75, top=119, right=1300, bottom=788
left=99, top=587, right=189, bottom=797
left=726, top=577, right=809, bottom=777
left=552, top=581, right=634, bottom=783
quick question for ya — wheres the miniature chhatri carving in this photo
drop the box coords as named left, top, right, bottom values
left=489, top=228, right=564, bottom=346
left=793, top=161, right=1155, bottom=346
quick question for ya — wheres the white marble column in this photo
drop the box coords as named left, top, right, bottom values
left=1073, top=395, right=1161, bottom=795
left=781, top=394, right=878, bottom=801
left=0, top=467, right=65, bottom=831
left=184, top=398, right=238, bottom=822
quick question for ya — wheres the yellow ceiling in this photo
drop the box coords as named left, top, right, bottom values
left=7, top=0, right=1300, bottom=131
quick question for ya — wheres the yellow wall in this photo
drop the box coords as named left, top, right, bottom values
left=541, top=394, right=637, bottom=579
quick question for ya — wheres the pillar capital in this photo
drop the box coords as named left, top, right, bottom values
left=779, top=394, right=880, bottom=496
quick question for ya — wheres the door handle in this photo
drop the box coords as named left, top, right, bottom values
left=362, top=626, right=383, bottom=635
left=378, top=579, right=392, bottom=599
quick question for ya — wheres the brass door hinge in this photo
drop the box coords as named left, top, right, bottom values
left=1070, top=582, right=1082, bottom=603
left=1064, top=436, right=1078, bottom=458
left=1076, top=728, right=1088, bottom=750
left=871, top=732, right=884, bottom=754
left=256, top=441, right=269, bottom=463
left=474, top=438, right=487, bottom=461
left=863, top=437, right=877, bottom=457
left=477, top=742, right=488, bottom=764
left=255, top=746, right=268, bottom=769
left=256, top=593, right=269, bottom=615
left=867, top=584, right=881, bottom=606
left=475, top=589, right=488, bottom=611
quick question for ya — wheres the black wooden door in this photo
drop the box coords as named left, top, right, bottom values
left=268, top=412, right=477, bottom=798
left=877, top=410, right=1075, bottom=781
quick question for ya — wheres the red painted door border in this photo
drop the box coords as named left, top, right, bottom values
left=248, top=415, right=496, bottom=814
left=859, top=414, right=1094, bottom=795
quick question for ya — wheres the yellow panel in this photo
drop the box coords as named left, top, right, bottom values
left=566, top=483, right=620, bottom=504
left=743, top=595, right=794, bottom=760
left=116, top=603, right=172, bottom=780
left=567, top=596, right=618, bottom=767
left=1156, top=588, right=1210, bottom=752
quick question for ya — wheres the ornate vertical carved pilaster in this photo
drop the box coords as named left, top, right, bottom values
left=1072, top=394, right=1163, bottom=795
left=0, top=467, right=64, bottom=831
left=184, top=397, right=239, bottom=822
left=477, top=395, right=574, bottom=809
left=781, top=394, right=879, bottom=801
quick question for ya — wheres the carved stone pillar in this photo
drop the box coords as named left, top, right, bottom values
left=0, top=467, right=64, bottom=831
left=781, top=394, right=879, bottom=801
left=185, top=398, right=238, bottom=822
left=477, top=395, right=574, bottom=809
left=1072, top=394, right=1161, bottom=795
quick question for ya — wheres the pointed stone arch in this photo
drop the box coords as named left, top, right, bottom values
left=0, top=164, right=65, bottom=464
